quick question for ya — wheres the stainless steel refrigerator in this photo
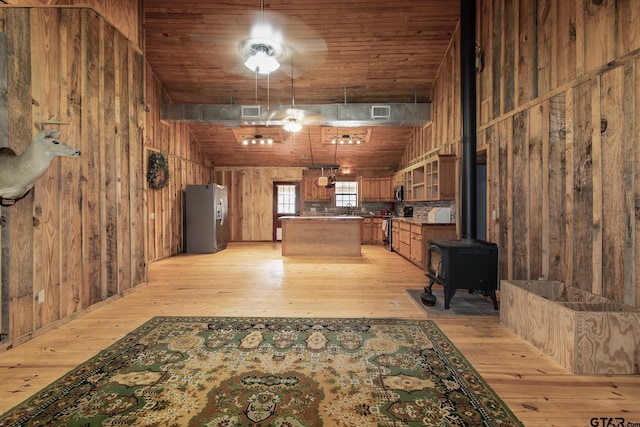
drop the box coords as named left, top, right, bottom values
left=185, top=184, right=229, bottom=253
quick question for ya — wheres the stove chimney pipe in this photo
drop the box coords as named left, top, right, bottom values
left=460, top=0, right=477, bottom=241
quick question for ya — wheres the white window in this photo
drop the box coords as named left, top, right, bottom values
left=277, top=185, right=297, bottom=214
left=335, top=181, right=358, bottom=207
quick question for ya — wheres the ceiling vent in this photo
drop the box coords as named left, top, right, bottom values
left=371, top=105, right=391, bottom=119
left=241, top=105, right=261, bottom=119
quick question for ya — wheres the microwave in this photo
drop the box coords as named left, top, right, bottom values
left=394, top=185, right=404, bottom=201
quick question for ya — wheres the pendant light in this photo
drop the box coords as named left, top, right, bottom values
left=283, top=60, right=302, bottom=133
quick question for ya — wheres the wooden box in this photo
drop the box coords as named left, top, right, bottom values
left=500, top=280, right=640, bottom=374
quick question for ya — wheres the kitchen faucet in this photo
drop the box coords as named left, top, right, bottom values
left=345, top=202, right=353, bottom=215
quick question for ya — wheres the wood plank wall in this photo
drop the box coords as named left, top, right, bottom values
left=214, top=167, right=306, bottom=241
left=0, top=7, right=145, bottom=346
left=144, top=62, right=215, bottom=262
left=5, top=0, right=141, bottom=49
left=399, top=0, right=640, bottom=308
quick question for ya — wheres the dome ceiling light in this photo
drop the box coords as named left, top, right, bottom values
left=240, top=40, right=284, bottom=75
left=239, top=0, right=285, bottom=75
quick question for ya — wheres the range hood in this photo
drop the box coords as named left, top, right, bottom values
left=160, top=102, right=430, bottom=127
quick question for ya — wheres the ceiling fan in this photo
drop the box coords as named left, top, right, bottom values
left=232, top=0, right=327, bottom=131
left=236, top=0, right=327, bottom=77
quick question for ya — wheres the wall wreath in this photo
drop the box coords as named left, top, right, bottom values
left=147, top=152, right=169, bottom=190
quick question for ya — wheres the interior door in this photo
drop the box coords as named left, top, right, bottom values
left=273, top=182, right=300, bottom=241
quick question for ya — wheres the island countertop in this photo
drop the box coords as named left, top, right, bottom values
left=280, top=216, right=362, bottom=256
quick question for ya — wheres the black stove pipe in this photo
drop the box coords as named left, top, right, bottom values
left=460, top=0, right=477, bottom=241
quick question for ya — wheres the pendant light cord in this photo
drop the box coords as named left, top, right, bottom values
left=308, top=127, right=314, bottom=165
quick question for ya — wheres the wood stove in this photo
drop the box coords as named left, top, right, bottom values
left=424, top=239, right=498, bottom=309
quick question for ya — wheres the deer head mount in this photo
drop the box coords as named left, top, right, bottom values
left=0, top=128, right=81, bottom=206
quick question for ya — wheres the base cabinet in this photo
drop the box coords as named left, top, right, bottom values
left=362, top=217, right=385, bottom=244
left=393, top=219, right=457, bottom=268
left=391, top=222, right=400, bottom=252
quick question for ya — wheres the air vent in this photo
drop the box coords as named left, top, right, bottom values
left=241, top=105, right=261, bottom=118
left=371, top=105, right=391, bottom=119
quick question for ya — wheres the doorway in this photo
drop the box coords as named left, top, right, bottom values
left=272, top=182, right=301, bottom=241
left=476, top=153, right=487, bottom=241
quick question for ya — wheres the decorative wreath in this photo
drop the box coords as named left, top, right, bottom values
left=147, top=152, right=169, bottom=190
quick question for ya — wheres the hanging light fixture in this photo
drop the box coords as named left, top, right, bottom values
left=242, top=134, right=275, bottom=146
left=283, top=61, right=303, bottom=133
left=243, top=44, right=281, bottom=75
left=283, top=116, right=302, bottom=133
left=331, top=135, right=363, bottom=145
left=239, top=0, right=284, bottom=75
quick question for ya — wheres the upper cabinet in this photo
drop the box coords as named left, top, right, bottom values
left=303, top=176, right=332, bottom=202
left=360, top=176, right=394, bottom=202
left=425, top=154, right=456, bottom=200
left=398, top=154, right=456, bottom=201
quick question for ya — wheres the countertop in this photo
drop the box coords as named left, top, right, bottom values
left=294, top=215, right=454, bottom=225
left=280, top=216, right=363, bottom=220
left=389, top=217, right=455, bottom=225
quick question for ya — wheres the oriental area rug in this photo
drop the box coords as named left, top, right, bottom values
left=0, top=317, right=522, bottom=427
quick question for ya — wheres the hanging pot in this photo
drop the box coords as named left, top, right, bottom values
left=325, top=173, right=337, bottom=188
left=316, top=167, right=329, bottom=187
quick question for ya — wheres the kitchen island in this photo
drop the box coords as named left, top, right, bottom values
left=280, top=216, right=362, bottom=256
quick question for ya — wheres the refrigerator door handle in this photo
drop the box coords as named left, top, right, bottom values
left=217, top=198, right=225, bottom=225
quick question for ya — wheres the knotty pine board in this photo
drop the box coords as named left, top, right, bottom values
left=3, top=8, right=35, bottom=339
left=59, top=8, right=84, bottom=318
left=600, top=66, right=634, bottom=304
left=31, top=8, right=62, bottom=330
left=511, top=110, right=529, bottom=279
left=528, top=102, right=546, bottom=280
left=547, top=93, right=567, bottom=283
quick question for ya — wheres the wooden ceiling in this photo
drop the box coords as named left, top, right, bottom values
left=144, top=0, right=461, bottom=170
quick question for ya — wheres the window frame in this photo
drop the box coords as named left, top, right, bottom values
left=334, top=180, right=358, bottom=208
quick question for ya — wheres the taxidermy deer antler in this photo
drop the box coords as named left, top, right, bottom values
left=0, top=128, right=81, bottom=206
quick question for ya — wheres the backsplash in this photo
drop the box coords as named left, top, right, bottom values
left=399, top=201, right=456, bottom=221
left=303, top=202, right=391, bottom=216
left=303, top=200, right=456, bottom=221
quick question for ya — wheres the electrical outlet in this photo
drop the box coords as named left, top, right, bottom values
left=37, top=289, right=45, bottom=303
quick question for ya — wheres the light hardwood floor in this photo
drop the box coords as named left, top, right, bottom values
left=1, top=242, right=639, bottom=426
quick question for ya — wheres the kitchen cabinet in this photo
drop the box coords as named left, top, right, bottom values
left=361, top=217, right=385, bottom=244
left=391, top=221, right=400, bottom=252
left=303, top=176, right=332, bottom=202
left=409, top=224, right=424, bottom=267
left=398, top=154, right=456, bottom=201
left=392, top=219, right=457, bottom=269
left=425, top=154, right=456, bottom=201
left=360, top=176, right=394, bottom=202
left=398, top=221, right=411, bottom=259
left=379, top=177, right=393, bottom=201
left=361, top=217, right=374, bottom=243
left=372, top=217, right=384, bottom=242
left=360, top=177, right=380, bottom=202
